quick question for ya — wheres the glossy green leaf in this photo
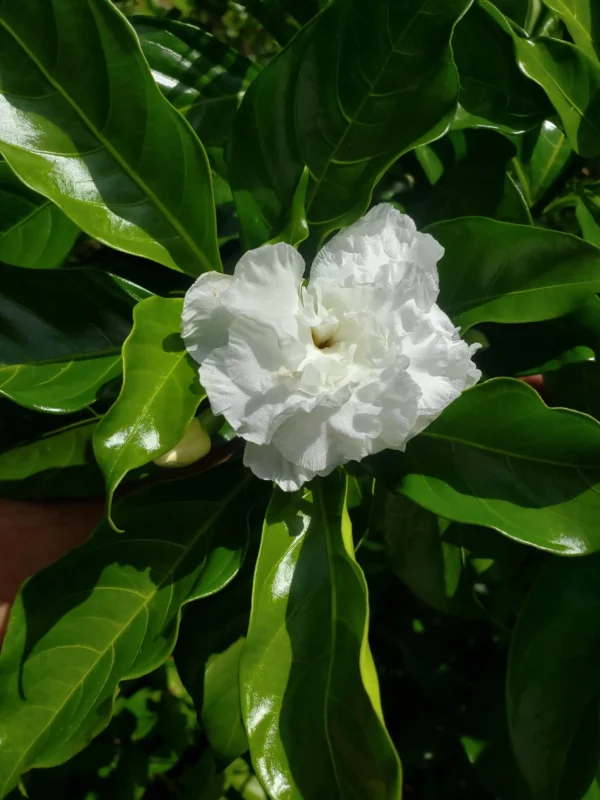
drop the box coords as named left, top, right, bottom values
left=513, top=120, right=572, bottom=206
left=230, top=0, right=473, bottom=249
left=452, top=1, right=549, bottom=133
left=428, top=216, right=600, bottom=330
left=476, top=296, right=600, bottom=377
left=0, top=163, right=78, bottom=269
left=0, top=417, right=104, bottom=499
left=0, top=266, right=133, bottom=414
left=508, top=554, right=600, bottom=799
left=409, top=130, right=530, bottom=226
left=367, top=378, right=600, bottom=554
left=177, top=592, right=249, bottom=763
left=383, top=491, right=479, bottom=616
left=544, top=360, right=600, bottom=420
left=0, top=463, right=255, bottom=795
left=241, top=471, right=402, bottom=799
left=541, top=0, right=599, bottom=62
left=577, top=181, right=600, bottom=247
left=489, top=0, right=530, bottom=26
left=93, top=296, right=205, bottom=519
left=0, top=0, right=221, bottom=275
left=481, top=0, right=600, bottom=157
left=133, top=17, right=261, bottom=148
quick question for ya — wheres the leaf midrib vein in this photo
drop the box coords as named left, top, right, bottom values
left=1, top=476, right=250, bottom=794
left=306, top=0, right=430, bottom=219
left=0, top=15, right=209, bottom=270
left=422, top=430, right=599, bottom=469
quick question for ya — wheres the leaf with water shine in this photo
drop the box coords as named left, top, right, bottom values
left=93, top=296, right=205, bottom=522
left=0, top=0, right=221, bottom=275
left=366, top=378, right=600, bottom=554
left=230, top=0, right=473, bottom=249
left=0, top=266, right=133, bottom=414
left=241, top=470, right=402, bottom=800
left=0, top=463, right=254, bottom=796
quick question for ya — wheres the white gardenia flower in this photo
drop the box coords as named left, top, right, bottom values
left=182, top=204, right=480, bottom=492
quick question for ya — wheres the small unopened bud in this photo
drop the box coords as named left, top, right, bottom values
left=153, top=417, right=211, bottom=468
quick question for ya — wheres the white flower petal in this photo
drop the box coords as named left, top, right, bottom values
left=183, top=205, right=479, bottom=492
left=181, top=272, right=233, bottom=363
left=222, top=242, right=306, bottom=342
left=402, top=303, right=481, bottom=436
left=244, top=442, right=320, bottom=492
left=309, top=203, right=442, bottom=309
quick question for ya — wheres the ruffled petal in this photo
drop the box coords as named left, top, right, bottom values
left=310, top=203, right=442, bottom=309
left=402, top=303, right=481, bottom=436
left=181, top=272, right=233, bottom=363
left=244, top=442, right=320, bottom=492
left=222, top=243, right=307, bottom=342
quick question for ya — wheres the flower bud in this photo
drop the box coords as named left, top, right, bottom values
left=153, top=417, right=211, bottom=468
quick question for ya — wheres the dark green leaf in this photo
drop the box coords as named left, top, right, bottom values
left=513, top=120, right=572, bottom=206
left=476, top=297, right=600, bottom=377
left=383, top=491, right=480, bottom=616
left=0, top=0, right=221, bottom=275
left=541, top=0, right=599, bottom=62
left=241, top=471, right=402, bottom=799
left=133, top=17, right=260, bottom=148
left=452, top=2, right=549, bottom=133
left=234, top=0, right=302, bottom=45
left=0, top=163, right=78, bottom=269
left=481, top=0, right=600, bottom=157
left=0, top=417, right=104, bottom=499
left=429, top=216, right=600, bottom=329
left=409, top=130, right=530, bottom=226
left=577, top=181, right=600, bottom=247
left=544, top=360, right=600, bottom=419
left=577, top=196, right=600, bottom=247
left=230, top=0, right=473, bottom=249
left=93, top=296, right=205, bottom=520
left=367, top=378, right=600, bottom=554
left=508, top=554, right=600, bottom=799
left=176, top=578, right=251, bottom=762
left=0, top=463, right=255, bottom=795
left=0, top=266, right=133, bottom=413
left=488, top=0, right=529, bottom=26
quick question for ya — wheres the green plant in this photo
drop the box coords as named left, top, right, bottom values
left=1, top=0, right=600, bottom=797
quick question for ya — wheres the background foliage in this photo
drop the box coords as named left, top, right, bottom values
left=1, top=0, right=600, bottom=797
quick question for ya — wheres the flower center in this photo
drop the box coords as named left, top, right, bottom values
left=311, top=319, right=339, bottom=350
